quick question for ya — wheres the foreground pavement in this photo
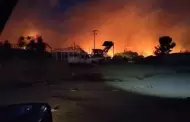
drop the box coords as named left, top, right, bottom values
left=0, top=81, right=190, bottom=122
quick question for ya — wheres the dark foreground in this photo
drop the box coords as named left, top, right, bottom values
left=0, top=81, right=189, bottom=122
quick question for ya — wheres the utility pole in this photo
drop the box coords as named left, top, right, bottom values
left=113, top=42, right=114, bottom=57
left=73, top=42, right=76, bottom=49
left=92, top=30, right=98, bottom=50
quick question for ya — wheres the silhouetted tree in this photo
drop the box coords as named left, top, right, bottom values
left=26, top=40, right=36, bottom=51
left=17, top=36, right=26, bottom=48
left=3, top=40, right=12, bottom=58
left=0, top=42, right=3, bottom=58
left=154, top=36, right=176, bottom=56
left=26, top=36, right=32, bottom=40
left=36, top=36, right=46, bottom=53
left=3, top=40, right=11, bottom=50
left=0, top=42, right=3, bottom=48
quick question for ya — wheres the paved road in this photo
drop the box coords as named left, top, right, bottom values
left=0, top=81, right=190, bottom=122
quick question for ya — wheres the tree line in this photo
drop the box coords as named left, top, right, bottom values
left=0, top=36, right=52, bottom=59
left=0, top=35, right=182, bottom=60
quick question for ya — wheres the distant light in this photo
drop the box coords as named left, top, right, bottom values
left=26, top=30, right=40, bottom=39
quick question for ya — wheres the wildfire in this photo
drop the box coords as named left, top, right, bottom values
left=107, top=50, right=114, bottom=57
left=1, top=0, right=190, bottom=56
left=27, top=31, right=39, bottom=38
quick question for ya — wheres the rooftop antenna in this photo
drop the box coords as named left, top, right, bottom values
left=92, top=30, right=98, bottom=50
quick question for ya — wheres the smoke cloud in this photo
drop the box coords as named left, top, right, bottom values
left=1, top=0, right=190, bottom=56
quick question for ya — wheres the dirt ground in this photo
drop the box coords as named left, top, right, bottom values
left=0, top=82, right=190, bottom=122
left=0, top=61, right=190, bottom=122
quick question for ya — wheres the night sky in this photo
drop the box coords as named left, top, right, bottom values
left=1, top=0, right=190, bottom=56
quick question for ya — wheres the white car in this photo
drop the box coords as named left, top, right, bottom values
left=68, top=55, right=92, bottom=64
left=89, top=57, right=104, bottom=64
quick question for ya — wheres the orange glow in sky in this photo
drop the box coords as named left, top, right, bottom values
left=1, top=0, right=190, bottom=56
left=26, top=31, right=39, bottom=37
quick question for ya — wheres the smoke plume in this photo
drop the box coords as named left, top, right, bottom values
left=1, top=0, right=190, bottom=56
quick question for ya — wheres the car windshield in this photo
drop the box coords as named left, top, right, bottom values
left=0, top=0, right=190, bottom=122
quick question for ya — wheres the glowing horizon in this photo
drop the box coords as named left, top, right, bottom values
left=1, top=0, right=190, bottom=56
